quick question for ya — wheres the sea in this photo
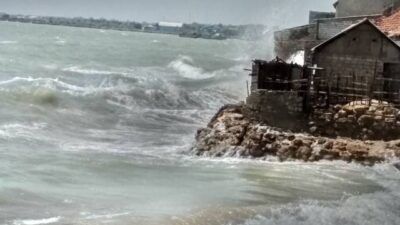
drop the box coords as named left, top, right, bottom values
left=0, top=21, right=399, bottom=225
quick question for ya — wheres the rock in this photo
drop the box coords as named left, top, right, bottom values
left=347, top=115, right=356, bottom=123
left=385, top=118, right=396, bottom=124
left=324, top=113, right=333, bottom=121
left=375, top=110, right=384, bottom=116
left=353, top=105, right=369, bottom=115
left=374, top=116, right=383, bottom=122
left=293, top=139, right=303, bottom=146
left=263, top=133, right=277, bottom=143
left=340, top=151, right=352, bottom=162
left=287, top=135, right=296, bottom=141
left=249, top=147, right=265, bottom=158
left=324, top=141, right=334, bottom=150
left=358, top=115, right=374, bottom=127
left=342, top=106, right=354, bottom=114
left=384, top=107, right=395, bottom=115
left=338, top=110, right=347, bottom=118
left=309, top=126, right=318, bottom=133
left=192, top=103, right=400, bottom=165
left=334, top=105, right=342, bottom=111
left=277, top=146, right=292, bottom=161
left=337, top=118, right=348, bottom=124
left=308, top=154, right=320, bottom=162
left=297, top=146, right=312, bottom=161
left=394, top=162, right=400, bottom=171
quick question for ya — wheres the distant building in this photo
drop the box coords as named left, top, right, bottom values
left=334, top=0, right=400, bottom=18
left=157, top=22, right=183, bottom=34
left=309, top=11, right=335, bottom=24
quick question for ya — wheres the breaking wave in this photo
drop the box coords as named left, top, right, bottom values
left=0, top=73, right=239, bottom=111
left=168, top=55, right=216, bottom=79
left=62, top=66, right=128, bottom=76
left=12, top=217, right=61, bottom=225
left=0, top=40, right=18, bottom=45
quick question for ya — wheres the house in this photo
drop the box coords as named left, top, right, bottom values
left=311, top=19, right=400, bottom=104
left=274, top=0, right=400, bottom=64
left=157, top=22, right=183, bottom=34
left=251, top=17, right=400, bottom=111
left=252, top=0, right=400, bottom=110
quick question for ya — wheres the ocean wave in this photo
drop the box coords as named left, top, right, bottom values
left=0, top=40, right=18, bottom=45
left=0, top=75, right=241, bottom=110
left=62, top=66, right=129, bottom=76
left=238, top=164, right=400, bottom=225
left=12, top=217, right=61, bottom=225
left=0, top=123, right=47, bottom=139
left=168, top=55, right=216, bottom=79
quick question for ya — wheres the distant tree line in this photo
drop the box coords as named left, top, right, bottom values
left=0, top=12, right=267, bottom=40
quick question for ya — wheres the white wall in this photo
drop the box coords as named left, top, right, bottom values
left=335, top=0, right=399, bottom=17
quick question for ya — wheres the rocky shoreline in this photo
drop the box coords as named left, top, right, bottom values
left=192, top=104, right=400, bottom=166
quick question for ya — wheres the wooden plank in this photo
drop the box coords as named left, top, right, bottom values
left=375, top=77, right=400, bottom=82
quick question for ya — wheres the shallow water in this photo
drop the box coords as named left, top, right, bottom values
left=0, top=21, right=399, bottom=225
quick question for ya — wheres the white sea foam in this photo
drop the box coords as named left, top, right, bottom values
left=239, top=164, right=400, bottom=225
left=168, top=55, right=215, bottom=79
left=0, top=123, right=47, bottom=139
left=0, top=40, right=18, bottom=44
left=84, top=212, right=131, bottom=220
left=13, top=217, right=61, bottom=225
left=286, top=50, right=305, bottom=66
left=62, top=66, right=128, bottom=76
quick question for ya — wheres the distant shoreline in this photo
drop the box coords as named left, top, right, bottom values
left=0, top=12, right=267, bottom=41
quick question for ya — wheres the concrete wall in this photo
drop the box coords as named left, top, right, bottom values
left=245, top=91, right=307, bottom=131
left=274, top=24, right=319, bottom=61
left=335, top=0, right=399, bottom=17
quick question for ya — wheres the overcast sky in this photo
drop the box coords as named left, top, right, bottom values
left=0, top=0, right=334, bottom=27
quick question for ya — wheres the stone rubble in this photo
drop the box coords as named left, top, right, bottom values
left=310, top=100, right=400, bottom=140
left=193, top=104, right=400, bottom=166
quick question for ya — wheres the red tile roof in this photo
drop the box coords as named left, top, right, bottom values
left=376, top=9, right=400, bottom=38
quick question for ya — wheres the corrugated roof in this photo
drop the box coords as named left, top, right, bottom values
left=312, top=19, right=400, bottom=52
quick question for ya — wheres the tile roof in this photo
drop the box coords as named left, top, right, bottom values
left=376, top=9, right=400, bottom=38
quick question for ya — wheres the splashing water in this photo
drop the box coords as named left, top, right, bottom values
left=0, top=21, right=399, bottom=225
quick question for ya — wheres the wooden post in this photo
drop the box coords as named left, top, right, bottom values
left=337, top=75, right=340, bottom=105
left=246, top=80, right=250, bottom=97
left=370, top=60, right=378, bottom=106
left=327, top=71, right=333, bottom=108
left=352, top=72, right=356, bottom=104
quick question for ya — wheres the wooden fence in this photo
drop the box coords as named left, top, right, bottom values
left=251, top=59, right=400, bottom=113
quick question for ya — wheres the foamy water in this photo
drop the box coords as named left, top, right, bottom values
left=0, top=21, right=399, bottom=225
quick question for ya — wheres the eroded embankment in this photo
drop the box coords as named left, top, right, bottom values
left=192, top=104, right=400, bottom=166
